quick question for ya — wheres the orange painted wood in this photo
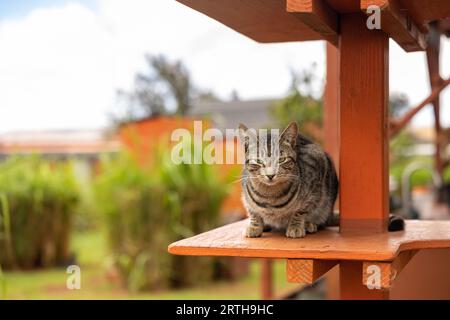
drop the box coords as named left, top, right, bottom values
left=340, top=261, right=390, bottom=300
left=168, top=219, right=450, bottom=261
left=177, top=0, right=450, bottom=47
left=362, top=250, right=417, bottom=289
left=361, top=0, right=426, bottom=52
left=287, top=259, right=338, bottom=284
left=390, top=76, right=450, bottom=138
left=339, top=13, right=390, bottom=233
left=398, top=0, right=450, bottom=31
left=324, top=43, right=340, bottom=167
left=176, top=0, right=322, bottom=43
left=287, top=0, right=339, bottom=46
left=426, top=23, right=444, bottom=176
left=390, top=249, right=450, bottom=299
left=261, top=259, right=273, bottom=300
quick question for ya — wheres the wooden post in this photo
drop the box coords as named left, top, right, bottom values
left=339, top=13, right=389, bottom=233
left=324, top=42, right=340, bottom=166
left=426, top=23, right=444, bottom=177
left=339, top=13, right=390, bottom=299
left=261, top=259, right=273, bottom=299
left=323, top=42, right=340, bottom=300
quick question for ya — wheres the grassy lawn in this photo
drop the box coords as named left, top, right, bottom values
left=1, top=230, right=298, bottom=300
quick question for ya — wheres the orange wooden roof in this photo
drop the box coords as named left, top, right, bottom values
left=177, top=0, right=450, bottom=50
left=177, top=0, right=322, bottom=43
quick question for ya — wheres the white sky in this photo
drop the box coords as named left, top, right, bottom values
left=0, top=0, right=449, bottom=133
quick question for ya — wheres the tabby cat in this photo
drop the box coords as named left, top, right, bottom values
left=239, top=122, right=403, bottom=238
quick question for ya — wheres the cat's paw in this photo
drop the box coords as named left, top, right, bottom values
left=306, top=222, right=318, bottom=234
left=244, top=225, right=264, bottom=238
left=285, top=225, right=306, bottom=238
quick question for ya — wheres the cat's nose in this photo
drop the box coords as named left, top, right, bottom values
left=267, top=174, right=275, bottom=180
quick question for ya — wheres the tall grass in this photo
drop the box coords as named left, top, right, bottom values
left=0, top=157, right=80, bottom=269
left=94, top=141, right=231, bottom=291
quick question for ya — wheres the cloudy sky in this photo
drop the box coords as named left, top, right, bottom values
left=0, top=0, right=449, bottom=133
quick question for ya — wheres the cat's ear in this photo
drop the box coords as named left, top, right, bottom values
left=238, top=123, right=257, bottom=151
left=280, top=122, right=298, bottom=147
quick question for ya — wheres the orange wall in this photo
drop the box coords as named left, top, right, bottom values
left=119, top=117, right=246, bottom=218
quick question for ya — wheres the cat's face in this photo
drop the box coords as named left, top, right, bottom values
left=239, top=122, right=299, bottom=185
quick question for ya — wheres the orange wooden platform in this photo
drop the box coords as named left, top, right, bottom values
left=169, top=219, right=450, bottom=261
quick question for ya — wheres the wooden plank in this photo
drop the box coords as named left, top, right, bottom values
left=176, top=0, right=323, bottom=43
left=389, top=76, right=450, bottom=138
left=168, top=219, right=450, bottom=261
left=261, top=259, right=273, bottom=299
left=361, top=0, right=426, bottom=52
left=340, top=261, right=389, bottom=299
left=287, top=259, right=338, bottom=284
left=339, top=13, right=390, bottom=233
left=391, top=249, right=450, bottom=299
left=362, top=250, right=418, bottom=289
left=398, top=0, right=450, bottom=30
left=323, top=43, right=340, bottom=167
left=426, top=23, right=444, bottom=176
left=287, top=0, right=339, bottom=46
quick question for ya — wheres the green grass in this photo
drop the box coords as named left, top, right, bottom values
left=1, top=230, right=297, bottom=300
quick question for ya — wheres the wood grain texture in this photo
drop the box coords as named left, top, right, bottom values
left=323, top=43, right=340, bottom=167
left=176, top=0, right=322, bottom=43
left=340, top=261, right=390, bottom=299
left=398, top=0, right=450, bottom=30
left=361, top=0, right=426, bottom=52
left=339, top=13, right=389, bottom=233
left=287, top=259, right=338, bottom=284
left=362, top=250, right=417, bottom=289
left=287, top=0, right=339, bottom=46
left=168, top=219, right=450, bottom=261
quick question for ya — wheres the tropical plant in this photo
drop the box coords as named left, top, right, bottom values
left=94, top=140, right=230, bottom=291
left=0, top=156, right=79, bottom=269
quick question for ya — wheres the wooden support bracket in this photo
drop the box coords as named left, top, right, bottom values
left=361, top=0, right=426, bottom=52
left=287, top=259, right=338, bottom=284
left=362, top=250, right=418, bottom=289
left=287, top=0, right=339, bottom=46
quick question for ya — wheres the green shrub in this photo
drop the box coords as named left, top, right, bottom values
left=0, top=156, right=79, bottom=269
left=94, top=143, right=230, bottom=291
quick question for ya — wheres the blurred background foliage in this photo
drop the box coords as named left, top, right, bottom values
left=0, top=157, right=79, bottom=270
left=93, top=138, right=231, bottom=291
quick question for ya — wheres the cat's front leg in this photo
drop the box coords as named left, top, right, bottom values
left=244, top=214, right=264, bottom=238
left=286, top=212, right=306, bottom=238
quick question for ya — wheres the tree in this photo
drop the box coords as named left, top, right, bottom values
left=114, top=55, right=194, bottom=124
left=270, top=68, right=323, bottom=142
left=389, top=92, right=410, bottom=117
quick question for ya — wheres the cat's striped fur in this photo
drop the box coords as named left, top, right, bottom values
left=239, top=122, right=338, bottom=238
left=239, top=122, right=404, bottom=238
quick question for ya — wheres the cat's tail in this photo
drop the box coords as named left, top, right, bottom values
left=325, top=211, right=405, bottom=232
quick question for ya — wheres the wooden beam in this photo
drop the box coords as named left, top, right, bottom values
left=361, top=0, right=426, bottom=52
left=287, top=0, right=339, bottom=46
left=339, top=13, right=389, bottom=233
left=176, top=0, right=323, bottom=43
left=261, top=259, right=273, bottom=299
left=390, top=76, right=450, bottom=138
left=323, top=43, right=340, bottom=167
left=287, top=259, right=338, bottom=284
left=426, top=23, right=444, bottom=177
left=340, top=261, right=389, bottom=299
left=362, top=250, right=418, bottom=289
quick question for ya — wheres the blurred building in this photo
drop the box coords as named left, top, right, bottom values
left=189, top=98, right=276, bottom=134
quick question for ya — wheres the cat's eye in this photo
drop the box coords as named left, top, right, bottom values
left=279, top=157, right=290, bottom=164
